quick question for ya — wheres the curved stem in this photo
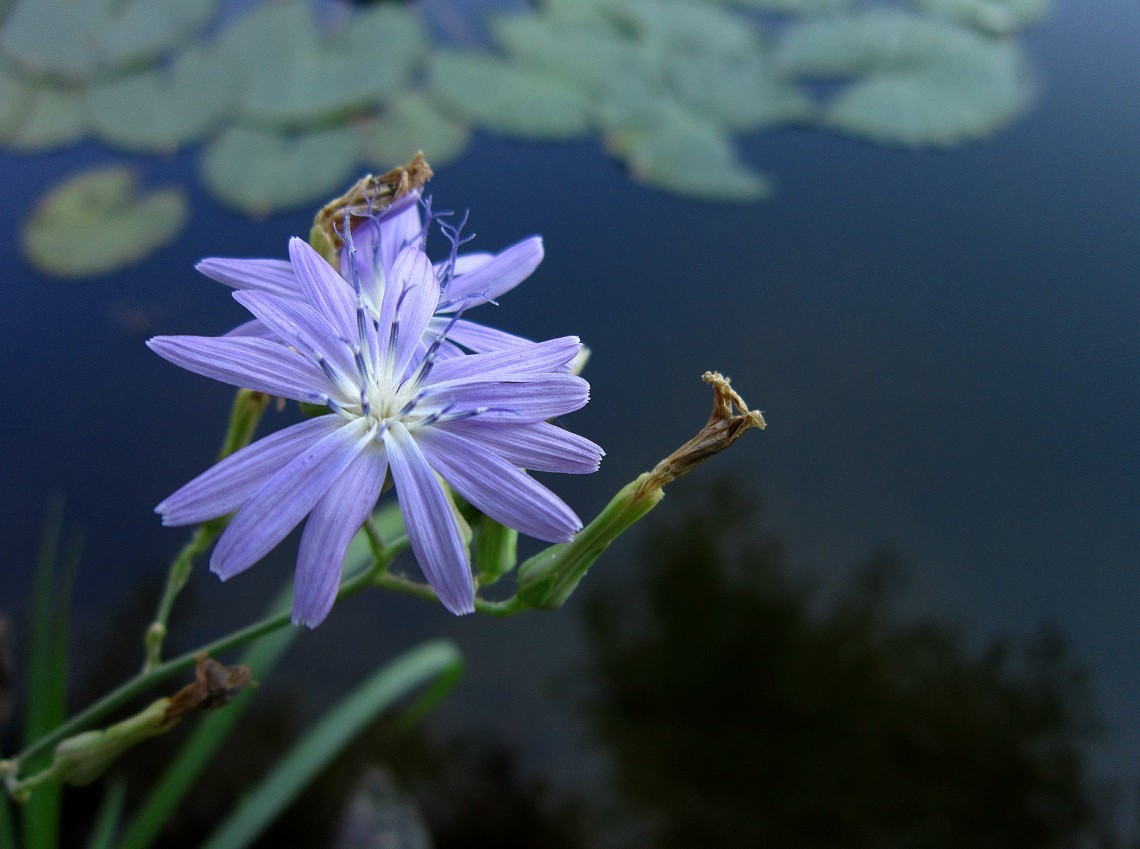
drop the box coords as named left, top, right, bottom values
left=8, top=551, right=390, bottom=776
left=143, top=391, right=270, bottom=671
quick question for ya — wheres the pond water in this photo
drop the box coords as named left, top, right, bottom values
left=1, top=0, right=1138, bottom=845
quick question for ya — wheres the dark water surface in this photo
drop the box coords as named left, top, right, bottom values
left=1, top=0, right=1138, bottom=843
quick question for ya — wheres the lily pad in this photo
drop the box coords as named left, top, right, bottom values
left=774, top=10, right=1034, bottom=146
left=905, top=0, right=1048, bottom=35
left=591, top=0, right=758, bottom=57
left=604, top=100, right=772, bottom=201
left=200, top=125, right=360, bottom=215
left=0, top=65, right=33, bottom=138
left=356, top=93, right=470, bottom=171
left=428, top=50, right=592, bottom=140
left=667, top=47, right=814, bottom=130
left=1, top=0, right=220, bottom=82
left=4, top=84, right=88, bottom=151
left=825, top=37, right=1033, bottom=146
left=22, top=166, right=188, bottom=278
left=222, top=0, right=427, bottom=129
left=724, top=0, right=855, bottom=13
left=87, top=44, right=239, bottom=152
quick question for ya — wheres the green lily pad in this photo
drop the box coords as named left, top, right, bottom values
left=667, top=47, right=814, bottom=130
left=774, top=10, right=1034, bottom=146
left=724, top=0, right=855, bottom=14
left=824, top=37, right=1033, bottom=146
left=1, top=0, right=219, bottom=82
left=4, top=84, right=88, bottom=151
left=0, top=65, right=33, bottom=138
left=200, top=125, right=360, bottom=216
left=87, top=44, right=238, bottom=153
left=22, top=166, right=188, bottom=278
left=491, top=12, right=658, bottom=93
left=428, top=50, right=592, bottom=140
left=604, top=100, right=772, bottom=202
left=356, top=93, right=470, bottom=171
left=905, top=0, right=1048, bottom=35
left=592, top=0, right=757, bottom=57
left=221, top=0, right=427, bottom=129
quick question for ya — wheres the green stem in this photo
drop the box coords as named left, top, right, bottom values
left=8, top=550, right=390, bottom=777
left=143, top=391, right=270, bottom=671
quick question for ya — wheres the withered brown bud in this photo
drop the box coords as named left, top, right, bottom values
left=164, top=654, right=254, bottom=722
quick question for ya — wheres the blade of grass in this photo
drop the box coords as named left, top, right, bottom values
left=200, top=639, right=463, bottom=849
left=22, top=503, right=76, bottom=849
left=85, top=777, right=125, bottom=849
left=115, top=591, right=297, bottom=849
left=0, top=786, right=16, bottom=849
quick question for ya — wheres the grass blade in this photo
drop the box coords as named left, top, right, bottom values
left=200, top=639, right=463, bottom=849
left=85, top=777, right=126, bottom=849
left=22, top=504, right=77, bottom=849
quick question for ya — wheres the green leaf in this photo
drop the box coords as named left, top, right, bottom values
left=115, top=591, right=298, bottom=849
left=200, top=640, right=463, bottom=849
left=4, top=85, right=87, bottom=152
left=21, top=166, right=189, bottom=278
left=85, top=777, right=126, bottom=849
left=22, top=503, right=77, bottom=849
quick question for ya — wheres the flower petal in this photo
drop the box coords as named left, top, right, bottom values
left=292, top=443, right=388, bottom=627
left=388, top=246, right=440, bottom=376
left=211, top=418, right=374, bottom=580
left=417, top=427, right=582, bottom=542
left=233, top=290, right=357, bottom=386
left=196, top=258, right=300, bottom=297
left=427, top=336, right=581, bottom=385
left=147, top=335, right=332, bottom=403
left=439, top=318, right=533, bottom=353
left=157, top=416, right=343, bottom=525
left=419, top=374, right=590, bottom=423
left=288, top=237, right=358, bottom=341
left=436, top=420, right=603, bottom=474
left=223, top=318, right=276, bottom=339
left=440, top=236, right=544, bottom=309
left=384, top=421, right=474, bottom=615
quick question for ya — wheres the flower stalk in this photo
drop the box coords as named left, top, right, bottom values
left=143, top=390, right=271, bottom=671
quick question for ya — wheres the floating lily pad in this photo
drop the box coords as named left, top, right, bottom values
left=667, top=47, right=814, bottom=130
left=905, top=0, right=1048, bottom=34
left=0, top=65, right=33, bottom=138
left=774, top=10, right=1034, bottom=146
left=1, top=0, right=220, bottom=82
left=825, top=38, right=1033, bottom=146
left=222, top=0, right=426, bottom=129
left=22, top=166, right=188, bottom=278
left=356, top=93, right=470, bottom=171
left=604, top=100, right=772, bottom=202
left=4, top=84, right=88, bottom=151
left=200, top=125, right=360, bottom=215
left=592, top=0, right=758, bottom=57
left=724, top=0, right=855, bottom=14
left=428, top=50, right=592, bottom=140
left=492, top=12, right=658, bottom=93
left=87, top=45, right=238, bottom=152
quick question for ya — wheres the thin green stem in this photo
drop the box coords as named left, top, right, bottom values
left=143, top=391, right=270, bottom=671
left=8, top=551, right=388, bottom=777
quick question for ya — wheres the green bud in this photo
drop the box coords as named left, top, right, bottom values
left=50, top=698, right=176, bottom=786
left=517, top=478, right=662, bottom=609
left=473, top=517, right=519, bottom=587
left=517, top=372, right=765, bottom=610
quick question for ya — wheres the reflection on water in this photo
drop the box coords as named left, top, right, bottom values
left=578, top=482, right=1115, bottom=848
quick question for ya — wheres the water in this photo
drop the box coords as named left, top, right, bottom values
left=1, top=0, right=1138, bottom=844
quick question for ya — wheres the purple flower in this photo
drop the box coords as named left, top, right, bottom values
left=150, top=236, right=602, bottom=626
left=197, top=194, right=544, bottom=354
